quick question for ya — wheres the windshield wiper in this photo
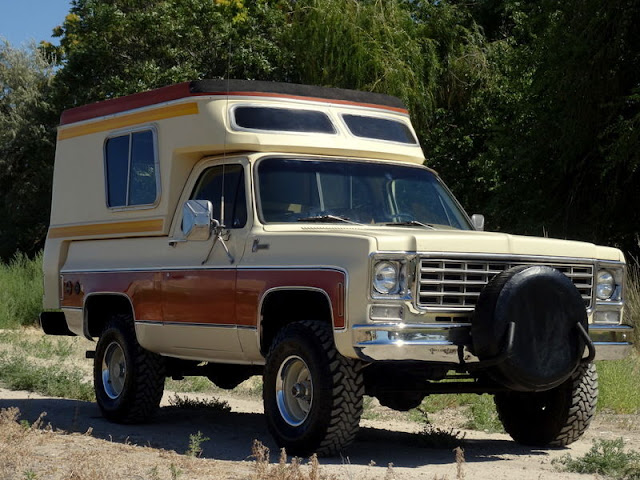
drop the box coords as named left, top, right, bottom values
left=384, top=220, right=436, bottom=229
left=297, top=214, right=360, bottom=224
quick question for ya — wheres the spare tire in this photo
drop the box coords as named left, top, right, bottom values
left=472, top=265, right=587, bottom=392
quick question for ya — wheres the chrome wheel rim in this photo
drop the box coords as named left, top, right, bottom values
left=276, top=355, right=313, bottom=426
left=102, top=341, right=126, bottom=399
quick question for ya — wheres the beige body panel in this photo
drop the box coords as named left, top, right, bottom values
left=44, top=95, right=424, bottom=308
left=43, top=87, right=630, bottom=366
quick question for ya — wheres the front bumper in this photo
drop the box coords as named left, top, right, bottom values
left=352, top=322, right=633, bottom=363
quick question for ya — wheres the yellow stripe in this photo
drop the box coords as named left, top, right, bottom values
left=57, top=102, right=199, bottom=140
left=48, top=219, right=164, bottom=239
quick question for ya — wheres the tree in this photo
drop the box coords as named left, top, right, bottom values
left=0, top=40, right=57, bottom=260
left=287, top=0, right=434, bottom=127
left=44, top=0, right=294, bottom=108
left=408, top=1, right=497, bottom=215
left=474, top=0, right=640, bottom=254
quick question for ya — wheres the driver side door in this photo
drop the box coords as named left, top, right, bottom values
left=159, top=158, right=251, bottom=361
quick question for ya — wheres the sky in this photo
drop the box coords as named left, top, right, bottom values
left=0, top=0, right=72, bottom=47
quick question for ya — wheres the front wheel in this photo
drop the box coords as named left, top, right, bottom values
left=94, top=314, right=166, bottom=423
left=263, top=321, right=364, bottom=457
left=494, top=362, right=598, bottom=446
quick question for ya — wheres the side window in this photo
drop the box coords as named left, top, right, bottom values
left=342, top=114, right=417, bottom=144
left=105, top=130, right=157, bottom=207
left=232, top=106, right=336, bottom=134
left=191, top=164, right=247, bottom=228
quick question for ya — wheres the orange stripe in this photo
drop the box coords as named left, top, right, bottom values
left=57, top=102, right=199, bottom=140
left=48, top=219, right=164, bottom=239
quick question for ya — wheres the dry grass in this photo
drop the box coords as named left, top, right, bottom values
left=0, top=407, right=40, bottom=478
left=415, top=408, right=466, bottom=449
left=251, top=440, right=335, bottom=480
left=0, top=407, right=234, bottom=480
left=2, top=407, right=425, bottom=480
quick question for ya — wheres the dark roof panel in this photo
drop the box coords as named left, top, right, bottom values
left=190, top=80, right=407, bottom=109
left=60, top=80, right=407, bottom=126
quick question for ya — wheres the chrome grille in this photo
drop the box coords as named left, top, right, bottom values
left=417, top=259, right=593, bottom=309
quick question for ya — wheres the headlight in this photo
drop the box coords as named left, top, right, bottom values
left=596, top=270, right=615, bottom=300
left=373, top=261, right=400, bottom=294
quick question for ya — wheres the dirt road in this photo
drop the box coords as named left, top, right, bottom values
left=2, top=385, right=638, bottom=479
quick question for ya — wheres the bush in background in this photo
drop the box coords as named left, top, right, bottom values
left=625, top=260, right=640, bottom=351
left=0, top=252, right=43, bottom=328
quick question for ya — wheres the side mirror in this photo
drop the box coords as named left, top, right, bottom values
left=471, top=214, right=485, bottom=231
left=182, top=200, right=216, bottom=240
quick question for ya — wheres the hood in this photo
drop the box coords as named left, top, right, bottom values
left=290, top=224, right=624, bottom=261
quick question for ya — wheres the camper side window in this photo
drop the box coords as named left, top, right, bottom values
left=105, top=130, right=158, bottom=208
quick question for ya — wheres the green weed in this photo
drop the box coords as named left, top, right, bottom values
left=361, top=395, right=381, bottom=420
left=410, top=389, right=479, bottom=417
left=169, top=463, right=182, bottom=480
left=415, top=408, right=465, bottom=449
left=186, top=430, right=210, bottom=457
left=0, top=331, right=75, bottom=359
left=165, top=376, right=213, bottom=393
left=554, top=438, right=640, bottom=479
left=0, top=252, right=43, bottom=328
left=168, top=393, right=231, bottom=413
left=464, top=394, right=504, bottom=433
left=0, top=352, right=94, bottom=401
left=597, top=355, right=640, bottom=414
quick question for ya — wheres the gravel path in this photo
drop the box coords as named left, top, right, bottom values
left=2, top=386, right=638, bottom=479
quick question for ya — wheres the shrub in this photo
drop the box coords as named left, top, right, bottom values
left=555, top=438, right=640, bottom=479
left=0, top=251, right=43, bottom=328
left=625, top=261, right=640, bottom=353
left=597, top=356, right=640, bottom=414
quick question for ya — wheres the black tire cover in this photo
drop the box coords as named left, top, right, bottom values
left=472, top=265, right=587, bottom=392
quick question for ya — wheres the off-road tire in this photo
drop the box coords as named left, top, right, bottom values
left=94, top=314, right=166, bottom=423
left=494, top=362, right=598, bottom=446
left=263, top=321, right=364, bottom=457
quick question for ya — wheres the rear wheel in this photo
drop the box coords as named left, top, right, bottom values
left=494, top=362, right=598, bottom=446
left=94, top=314, right=165, bottom=423
left=263, top=321, right=364, bottom=457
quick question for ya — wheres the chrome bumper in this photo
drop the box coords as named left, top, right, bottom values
left=352, top=323, right=633, bottom=363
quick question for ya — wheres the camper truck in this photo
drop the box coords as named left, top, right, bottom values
left=40, top=80, right=632, bottom=456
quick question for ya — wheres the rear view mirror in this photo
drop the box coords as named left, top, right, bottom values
left=182, top=200, right=215, bottom=240
left=471, top=214, right=485, bottom=231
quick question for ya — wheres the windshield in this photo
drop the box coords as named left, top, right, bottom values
left=257, top=158, right=472, bottom=229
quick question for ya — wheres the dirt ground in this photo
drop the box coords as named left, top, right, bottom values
left=1, top=385, right=639, bottom=480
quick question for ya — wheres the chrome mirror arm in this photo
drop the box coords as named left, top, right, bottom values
left=202, top=218, right=235, bottom=265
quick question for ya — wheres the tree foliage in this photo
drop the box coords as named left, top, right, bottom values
left=44, top=0, right=294, bottom=107
left=0, top=41, right=57, bottom=259
left=1, top=0, right=639, bottom=260
left=287, top=0, right=434, bottom=126
left=470, top=0, right=640, bottom=252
